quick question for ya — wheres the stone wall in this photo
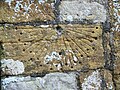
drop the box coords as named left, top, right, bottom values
left=0, top=0, right=120, bottom=90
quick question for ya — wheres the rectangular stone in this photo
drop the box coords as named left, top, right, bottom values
left=1, top=73, right=78, bottom=90
left=59, top=0, right=106, bottom=23
left=0, top=0, right=55, bottom=22
left=1, top=24, right=104, bottom=75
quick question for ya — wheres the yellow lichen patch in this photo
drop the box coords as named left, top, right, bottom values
left=1, top=24, right=104, bottom=75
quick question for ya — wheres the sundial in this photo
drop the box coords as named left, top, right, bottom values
left=0, top=0, right=120, bottom=90
left=0, top=24, right=104, bottom=74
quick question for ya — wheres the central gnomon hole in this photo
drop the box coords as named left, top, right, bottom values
left=56, top=26, right=64, bottom=35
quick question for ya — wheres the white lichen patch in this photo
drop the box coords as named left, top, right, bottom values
left=38, top=0, right=47, bottom=4
left=1, top=59, right=25, bottom=75
left=5, top=0, right=13, bottom=6
left=57, top=63, right=62, bottom=70
left=59, top=0, right=106, bottom=23
left=1, top=76, right=31, bottom=90
left=44, top=51, right=62, bottom=64
left=107, top=83, right=113, bottom=90
left=66, top=50, right=78, bottom=62
left=44, top=50, right=78, bottom=70
left=1, top=77, right=24, bottom=89
left=40, top=25, right=49, bottom=28
left=111, top=0, right=120, bottom=32
left=82, top=70, right=102, bottom=90
left=67, top=15, right=73, bottom=22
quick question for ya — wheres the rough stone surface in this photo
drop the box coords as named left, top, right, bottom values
left=59, top=0, right=106, bottom=22
left=1, top=72, right=78, bottom=90
left=1, top=59, right=25, bottom=75
left=114, top=32, right=120, bottom=74
left=110, top=0, right=120, bottom=32
left=0, top=24, right=104, bottom=75
left=0, top=0, right=55, bottom=22
left=101, top=70, right=115, bottom=90
left=79, top=70, right=114, bottom=90
left=114, top=75, right=120, bottom=90
left=0, top=0, right=119, bottom=90
left=81, top=70, right=102, bottom=90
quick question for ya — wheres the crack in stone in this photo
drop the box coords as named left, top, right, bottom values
left=102, top=21, right=117, bottom=90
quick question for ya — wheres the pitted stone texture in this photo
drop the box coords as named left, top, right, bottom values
left=0, top=24, right=104, bottom=75
left=0, top=0, right=54, bottom=22
left=1, top=72, right=78, bottom=90
left=59, top=0, right=106, bottom=23
left=80, top=70, right=114, bottom=90
left=114, top=32, right=120, bottom=74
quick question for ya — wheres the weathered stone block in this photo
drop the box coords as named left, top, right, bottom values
left=1, top=72, right=78, bottom=90
left=59, top=0, right=106, bottom=23
left=0, top=0, right=55, bottom=22
left=79, top=70, right=115, bottom=90
left=1, top=24, right=104, bottom=75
